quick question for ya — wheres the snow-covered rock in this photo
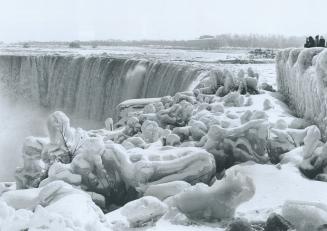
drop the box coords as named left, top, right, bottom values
left=225, top=218, right=253, bottom=231
left=264, top=213, right=294, bottom=231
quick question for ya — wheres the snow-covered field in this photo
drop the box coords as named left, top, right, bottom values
left=0, top=46, right=326, bottom=231
left=0, top=44, right=259, bottom=63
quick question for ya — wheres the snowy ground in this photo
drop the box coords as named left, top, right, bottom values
left=0, top=44, right=259, bottom=63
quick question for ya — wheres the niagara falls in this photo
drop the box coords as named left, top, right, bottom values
left=0, top=0, right=327, bottom=230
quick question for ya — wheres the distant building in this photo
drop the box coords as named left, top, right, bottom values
left=69, top=41, right=81, bottom=48
left=199, top=35, right=215, bottom=40
left=22, top=43, right=30, bottom=48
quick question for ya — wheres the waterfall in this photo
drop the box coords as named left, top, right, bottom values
left=0, top=54, right=205, bottom=122
left=0, top=54, right=210, bottom=180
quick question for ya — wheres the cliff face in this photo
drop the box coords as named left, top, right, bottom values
left=276, top=48, right=327, bottom=138
left=0, top=55, right=205, bottom=121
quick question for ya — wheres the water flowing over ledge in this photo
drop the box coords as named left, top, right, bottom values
left=276, top=48, right=327, bottom=139
left=0, top=54, right=208, bottom=121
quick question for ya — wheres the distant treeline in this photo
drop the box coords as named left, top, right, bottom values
left=20, top=34, right=306, bottom=49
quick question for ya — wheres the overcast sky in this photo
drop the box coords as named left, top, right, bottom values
left=0, top=0, right=326, bottom=42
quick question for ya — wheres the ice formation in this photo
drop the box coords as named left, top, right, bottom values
left=276, top=48, right=327, bottom=139
left=202, top=118, right=269, bottom=171
left=15, top=110, right=218, bottom=204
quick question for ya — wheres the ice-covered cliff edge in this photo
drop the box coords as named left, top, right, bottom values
left=0, top=54, right=207, bottom=121
left=276, top=48, right=327, bottom=138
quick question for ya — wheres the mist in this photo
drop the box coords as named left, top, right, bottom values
left=0, top=85, right=47, bottom=181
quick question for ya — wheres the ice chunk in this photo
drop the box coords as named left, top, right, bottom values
left=282, top=200, right=327, bottom=231
left=204, top=119, right=268, bottom=171
left=1, top=181, right=110, bottom=231
left=169, top=169, right=255, bottom=220
left=144, top=181, right=191, bottom=200
left=106, top=196, right=168, bottom=229
left=166, top=134, right=181, bottom=146
left=15, top=136, right=47, bottom=189
left=103, top=145, right=216, bottom=190
left=121, top=196, right=168, bottom=227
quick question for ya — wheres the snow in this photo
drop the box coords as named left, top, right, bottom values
left=0, top=45, right=262, bottom=65
left=235, top=162, right=327, bottom=222
left=1, top=187, right=40, bottom=210
left=148, top=220, right=224, bottom=231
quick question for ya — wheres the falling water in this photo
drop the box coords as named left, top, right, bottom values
left=0, top=54, right=206, bottom=121
left=0, top=54, right=209, bottom=180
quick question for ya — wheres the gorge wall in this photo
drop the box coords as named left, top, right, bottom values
left=0, top=54, right=208, bottom=122
left=276, top=48, right=327, bottom=138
